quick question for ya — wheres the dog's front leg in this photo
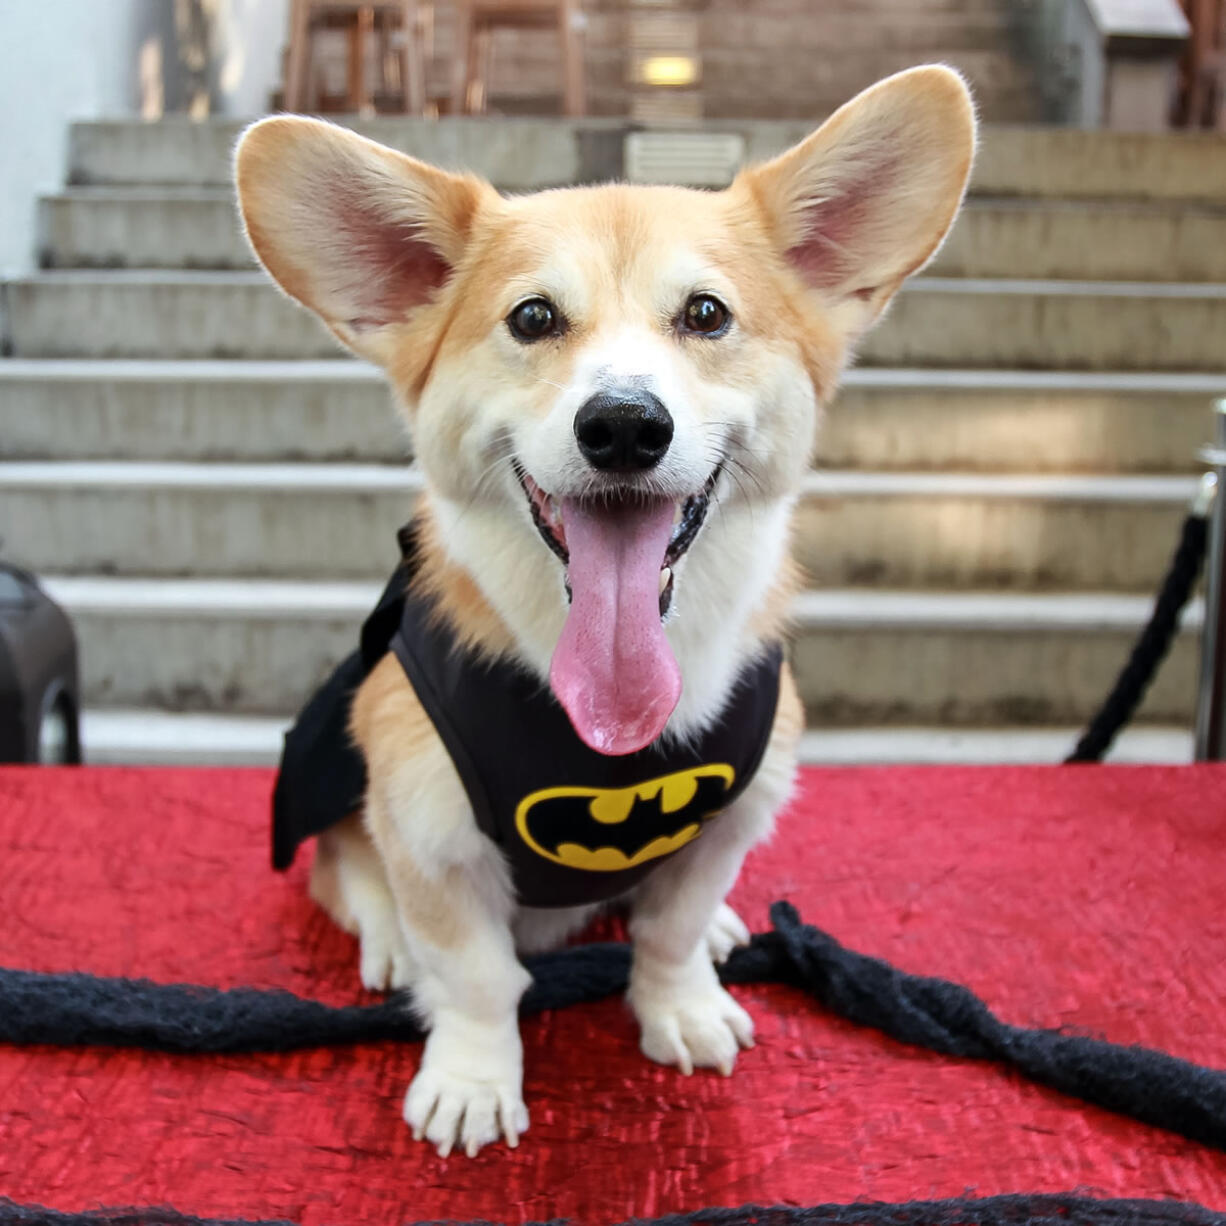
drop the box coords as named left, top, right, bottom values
left=627, top=665, right=802, bottom=1076
left=627, top=805, right=764, bottom=1075
left=367, top=788, right=530, bottom=1157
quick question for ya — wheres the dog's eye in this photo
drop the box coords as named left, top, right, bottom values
left=681, top=294, right=730, bottom=336
left=508, top=298, right=559, bottom=342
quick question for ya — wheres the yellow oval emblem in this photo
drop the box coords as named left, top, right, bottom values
left=514, top=764, right=735, bottom=871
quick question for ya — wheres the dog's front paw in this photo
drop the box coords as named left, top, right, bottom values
left=629, top=972, right=755, bottom=1077
left=404, top=1017, right=529, bottom=1158
left=704, top=902, right=751, bottom=965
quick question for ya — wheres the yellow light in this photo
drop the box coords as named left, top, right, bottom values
left=637, top=55, right=699, bottom=88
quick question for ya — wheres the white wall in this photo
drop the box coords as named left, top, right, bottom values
left=0, top=0, right=150, bottom=276
left=0, top=0, right=289, bottom=277
left=215, top=0, right=290, bottom=117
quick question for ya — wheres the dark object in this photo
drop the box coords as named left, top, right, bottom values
left=1, top=1194, right=1222, bottom=1226
left=1196, top=403, right=1226, bottom=760
left=1066, top=512, right=1207, bottom=763
left=4, top=901, right=1226, bottom=1154
left=0, top=564, right=81, bottom=765
left=273, top=524, right=783, bottom=908
left=270, top=542, right=416, bottom=870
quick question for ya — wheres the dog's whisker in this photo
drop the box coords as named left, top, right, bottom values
left=451, top=446, right=517, bottom=527
left=727, top=458, right=766, bottom=497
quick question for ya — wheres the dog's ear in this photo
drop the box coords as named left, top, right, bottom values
left=235, top=116, right=493, bottom=364
left=736, top=65, right=976, bottom=339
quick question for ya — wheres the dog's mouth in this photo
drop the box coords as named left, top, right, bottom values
left=516, top=463, right=721, bottom=619
left=513, top=462, right=722, bottom=758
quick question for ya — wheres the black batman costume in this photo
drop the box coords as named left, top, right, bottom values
left=272, top=522, right=784, bottom=909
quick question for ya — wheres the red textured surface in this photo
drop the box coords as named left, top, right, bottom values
left=1, top=765, right=1225, bottom=1224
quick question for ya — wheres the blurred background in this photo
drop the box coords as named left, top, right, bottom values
left=1, top=0, right=1224, bottom=769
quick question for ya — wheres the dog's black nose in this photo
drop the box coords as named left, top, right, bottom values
left=574, top=390, right=674, bottom=472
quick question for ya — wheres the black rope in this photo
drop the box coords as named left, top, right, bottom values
left=0, top=1194, right=1222, bottom=1226
left=4, top=902, right=1226, bottom=1153
left=1066, top=512, right=1208, bottom=763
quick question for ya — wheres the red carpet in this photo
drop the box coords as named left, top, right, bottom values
left=0, top=764, right=1224, bottom=1223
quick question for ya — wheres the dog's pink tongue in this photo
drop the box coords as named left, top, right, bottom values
left=550, top=498, right=680, bottom=756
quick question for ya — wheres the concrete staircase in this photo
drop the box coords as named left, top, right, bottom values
left=4, top=118, right=1225, bottom=766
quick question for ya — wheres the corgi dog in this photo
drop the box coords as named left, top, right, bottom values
left=235, top=65, right=975, bottom=1159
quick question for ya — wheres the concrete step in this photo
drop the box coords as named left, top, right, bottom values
left=82, top=708, right=288, bottom=766
left=80, top=707, right=1193, bottom=767
left=873, top=279, right=1226, bottom=371
left=39, top=190, right=1226, bottom=283
left=933, top=199, right=1226, bottom=282
left=796, top=726, right=1193, bottom=765
left=824, top=370, right=1222, bottom=473
left=4, top=461, right=1198, bottom=590
left=703, top=49, right=1042, bottom=124
left=66, top=118, right=1226, bottom=203
left=3, top=361, right=1220, bottom=472
left=67, top=117, right=597, bottom=192
left=47, top=574, right=1200, bottom=724
left=7, top=273, right=1226, bottom=369
left=789, top=587, right=1200, bottom=727
left=973, top=127, right=1226, bottom=204
left=48, top=575, right=378, bottom=715
left=0, top=360, right=408, bottom=462
left=39, top=189, right=250, bottom=271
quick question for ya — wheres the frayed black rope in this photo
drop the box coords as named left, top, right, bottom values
left=2, top=903, right=1225, bottom=1153
left=1, top=1195, right=1222, bottom=1226
left=1066, top=512, right=1207, bottom=763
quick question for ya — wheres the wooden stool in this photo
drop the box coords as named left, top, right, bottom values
left=451, top=0, right=584, bottom=116
left=284, top=0, right=433, bottom=115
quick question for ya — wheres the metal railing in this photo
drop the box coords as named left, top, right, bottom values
left=1195, top=399, right=1226, bottom=759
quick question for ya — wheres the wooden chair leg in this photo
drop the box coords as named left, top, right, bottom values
left=377, top=10, right=396, bottom=100
left=467, top=20, right=492, bottom=114
left=421, top=1, right=436, bottom=115
left=1217, top=0, right=1226, bottom=129
left=400, top=0, right=427, bottom=114
left=345, top=5, right=375, bottom=114
left=559, top=0, right=584, bottom=117
left=451, top=0, right=472, bottom=116
left=284, top=0, right=312, bottom=112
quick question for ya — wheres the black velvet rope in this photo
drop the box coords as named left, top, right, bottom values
left=3, top=903, right=1226, bottom=1153
left=1066, top=512, right=1208, bottom=763
left=0, top=1196, right=1222, bottom=1226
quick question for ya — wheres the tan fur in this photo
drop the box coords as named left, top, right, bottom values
left=375, top=833, right=472, bottom=953
left=411, top=498, right=517, bottom=659
left=308, top=813, right=363, bottom=934
left=772, top=661, right=805, bottom=752
left=748, top=551, right=803, bottom=647
left=350, top=653, right=471, bottom=950
left=349, top=651, right=436, bottom=762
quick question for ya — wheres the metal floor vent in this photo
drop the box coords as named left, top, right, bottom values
left=623, top=131, right=747, bottom=187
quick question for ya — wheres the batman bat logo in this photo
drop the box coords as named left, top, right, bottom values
left=513, top=764, right=736, bottom=871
